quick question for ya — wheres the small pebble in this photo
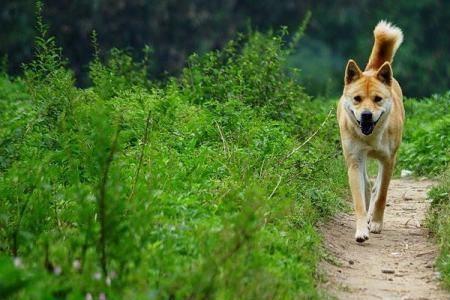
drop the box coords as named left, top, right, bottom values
left=73, top=259, right=81, bottom=270
left=401, top=169, right=413, bottom=177
left=13, top=257, right=23, bottom=268
left=349, top=260, right=354, bottom=265
left=53, top=265, right=62, bottom=276
left=382, top=269, right=395, bottom=274
left=93, top=272, right=102, bottom=280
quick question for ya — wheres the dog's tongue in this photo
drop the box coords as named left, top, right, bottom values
left=361, top=122, right=374, bottom=135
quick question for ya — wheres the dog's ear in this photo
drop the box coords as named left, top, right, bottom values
left=345, top=60, right=362, bottom=85
left=376, top=62, right=393, bottom=85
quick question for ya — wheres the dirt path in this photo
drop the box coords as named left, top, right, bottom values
left=321, top=179, right=449, bottom=300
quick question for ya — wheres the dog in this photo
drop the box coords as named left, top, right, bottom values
left=337, top=21, right=404, bottom=243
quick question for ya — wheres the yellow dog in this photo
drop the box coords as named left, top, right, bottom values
left=337, top=21, right=404, bottom=242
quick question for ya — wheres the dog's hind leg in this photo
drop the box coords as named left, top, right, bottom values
left=369, top=159, right=394, bottom=233
left=364, top=163, right=371, bottom=213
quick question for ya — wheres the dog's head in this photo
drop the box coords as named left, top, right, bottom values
left=342, top=60, right=393, bottom=136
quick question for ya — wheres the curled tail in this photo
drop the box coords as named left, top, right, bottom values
left=365, top=21, right=403, bottom=71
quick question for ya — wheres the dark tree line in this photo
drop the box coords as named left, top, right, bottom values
left=1, top=0, right=449, bottom=96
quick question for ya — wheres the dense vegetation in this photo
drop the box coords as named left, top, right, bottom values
left=0, top=16, right=351, bottom=299
left=2, top=0, right=450, bottom=96
left=399, top=96, right=450, bottom=289
left=428, top=167, right=450, bottom=288
left=399, top=94, right=450, bottom=175
left=1, top=4, right=448, bottom=299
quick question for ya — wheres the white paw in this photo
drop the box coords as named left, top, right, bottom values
left=369, top=220, right=383, bottom=233
left=355, top=225, right=369, bottom=243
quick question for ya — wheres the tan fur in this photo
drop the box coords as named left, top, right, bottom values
left=366, top=21, right=404, bottom=70
left=337, top=21, right=404, bottom=242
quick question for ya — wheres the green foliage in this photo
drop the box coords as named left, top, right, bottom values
left=0, top=257, right=32, bottom=298
left=399, top=93, right=450, bottom=175
left=427, top=167, right=450, bottom=288
left=181, top=29, right=310, bottom=122
left=400, top=93, right=450, bottom=290
left=0, top=76, right=33, bottom=171
left=23, top=1, right=76, bottom=127
left=2, top=3, right=448, bottom=297
left=0, top=17, right=348, bottom=299
left=89, top=31, right=152, bottom=99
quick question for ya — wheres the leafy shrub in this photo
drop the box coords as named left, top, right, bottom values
left=181, top=29, right=310, bottom=122
left=399, top=93, right=450, bottom=175
left=427, top=167, right=450, bottom=288
left=401, top=92, right=450, bottom=289
left=0, top=76, right=33, bottom=171
left=89, top=31, right=152, bottom=100
left=0, top=8, right=348, bottom=299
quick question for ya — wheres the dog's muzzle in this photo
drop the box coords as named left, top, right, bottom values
left=353, top=111, right=384, bottom=136
left=359, top=111, right=374, bottom=135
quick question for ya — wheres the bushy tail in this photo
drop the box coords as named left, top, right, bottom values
left=365, top=21, right=403, bottom=71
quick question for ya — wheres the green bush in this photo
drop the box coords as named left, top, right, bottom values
left=0, top=76, right=33, bottom=171
left=0, top=15, right=348, bottom=299
left=398, top=93, right=450, bottom=175
left=427, top=167, right=450, bottom=288
left=399, top=93, right=450, bottom=289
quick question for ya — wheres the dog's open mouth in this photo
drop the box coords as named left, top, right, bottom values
left=359, top=121, right=375, bottom=135
left=353, top=111, right=384, bottom=136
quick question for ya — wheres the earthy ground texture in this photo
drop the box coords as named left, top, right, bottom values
left=321, top=179, right=449, bottom=300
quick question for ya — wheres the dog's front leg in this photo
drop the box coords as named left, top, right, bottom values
left=347, top=157, right=370, bottom=242
left=368, top=161, right=382, bottom=216
left=369, top=159, right=394, bottom=233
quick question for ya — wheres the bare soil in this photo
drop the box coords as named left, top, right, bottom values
left=320, top=179, right=449, bottom=300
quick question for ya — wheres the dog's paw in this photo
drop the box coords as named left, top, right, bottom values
left=355, top=226, right=369, bottom=243
left=369, top=220, right=383, bottom=233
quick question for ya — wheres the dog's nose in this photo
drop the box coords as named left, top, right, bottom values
left=360, top=111, right=373, bottom=122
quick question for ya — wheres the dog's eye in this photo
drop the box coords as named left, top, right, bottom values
left=353, top=96, right=362, bottom=102
left=374, top=96, right=383, bottom=102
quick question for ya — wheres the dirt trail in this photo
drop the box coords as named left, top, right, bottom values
left=321, top=179, right=449, bottom=300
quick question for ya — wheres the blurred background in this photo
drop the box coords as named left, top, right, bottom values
left=1, top=0, right=449, bottom=97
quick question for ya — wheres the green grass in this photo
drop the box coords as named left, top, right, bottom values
left=1, top=6, right=448, bottom=299
left=0, top=20, right=349, bottom=299
left=398, top=94, right=450, bottom=175
left=399, top=94, right=450, bottom=290
left=427, top=167, right=450, bottom=288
